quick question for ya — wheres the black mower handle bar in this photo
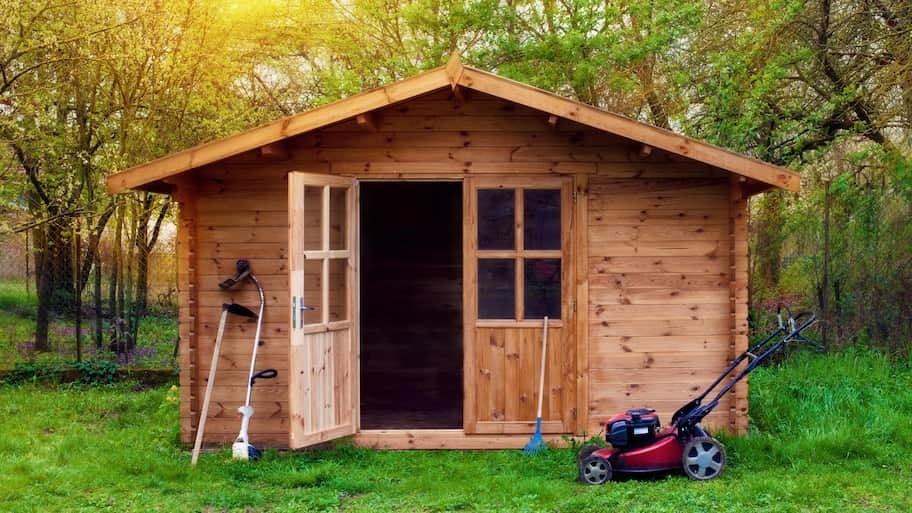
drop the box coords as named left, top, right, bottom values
left=671, top=309, right=818, bottom=431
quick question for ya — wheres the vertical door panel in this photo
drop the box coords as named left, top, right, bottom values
left=289, top=172, right=358, bottom=449
left=464, top=177, right=576, bottom=435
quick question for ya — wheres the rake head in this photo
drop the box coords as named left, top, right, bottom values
left=523, top=418, right=547, bottom=455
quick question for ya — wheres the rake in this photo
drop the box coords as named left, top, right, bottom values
left=523, top=316, right=549, bottom=455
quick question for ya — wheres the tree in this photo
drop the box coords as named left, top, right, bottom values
left=0, top=0, right=263, bottom=353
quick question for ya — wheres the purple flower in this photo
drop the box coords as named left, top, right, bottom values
left=16, top=341, right=35, bottom=357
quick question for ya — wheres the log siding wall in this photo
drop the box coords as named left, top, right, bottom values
left=585, top=175, right=735, bottom=435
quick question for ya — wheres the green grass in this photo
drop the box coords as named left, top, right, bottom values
left=0, top=280, right=38, bottom=312
left=1, top=350, right=910, bottom=512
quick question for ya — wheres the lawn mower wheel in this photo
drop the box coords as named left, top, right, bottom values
left=579, top=455, right=612, bottom=485
left=681, top=436, right=726, bottom=480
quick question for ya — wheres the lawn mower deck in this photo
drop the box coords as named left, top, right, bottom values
left=579, top=308, right=817, bottom=485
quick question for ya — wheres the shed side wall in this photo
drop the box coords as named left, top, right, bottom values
left=187, top=165, right=291, bottom=444
left=586, top=175, right=734, bottom=435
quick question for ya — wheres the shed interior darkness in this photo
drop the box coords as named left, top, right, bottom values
left=359, top=182, right=463, bottom=429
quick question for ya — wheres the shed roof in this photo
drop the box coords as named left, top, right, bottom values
left=106, top=54, right=800, bottom=194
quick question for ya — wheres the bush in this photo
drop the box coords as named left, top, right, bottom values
left=2, top=359, right=119, bottom=385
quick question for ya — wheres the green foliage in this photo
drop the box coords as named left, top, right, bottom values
left=476, top=0, right=702, bottom=120
left=71, top=359, right=119, bottom=385
left=1, top=361, right=66, bottom=384
left=2, top=359, right=118, bottom=385
left=1, top=353, right=911, bottom=512
left=739, top=348, right=912, bottom=467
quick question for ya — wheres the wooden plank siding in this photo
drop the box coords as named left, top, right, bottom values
left=730, top=178, right=750, bottom=433
left=181, top=88, right=749, bottom=447
left=182, top=165, right=291, bottom=445
left=171, top=175, right=201, bottom=444
left=586, top=175, right=735, bottom=436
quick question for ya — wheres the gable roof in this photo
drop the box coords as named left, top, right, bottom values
left=106, top=54, right=800, bottom=194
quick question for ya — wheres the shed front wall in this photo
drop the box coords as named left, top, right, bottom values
left=176, top=88, right=748, bottom=447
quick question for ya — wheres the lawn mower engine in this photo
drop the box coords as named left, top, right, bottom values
left=606, top=408, right=661, bottom=450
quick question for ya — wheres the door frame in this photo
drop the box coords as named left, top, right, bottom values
left=463, top=176, right=576, bottom=435
left=289, top=174, right=579, bottom=446
left=355, top=178, right=465, bottom=430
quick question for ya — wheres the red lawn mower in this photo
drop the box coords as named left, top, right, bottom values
left=578, top=308, right=817, bottom=484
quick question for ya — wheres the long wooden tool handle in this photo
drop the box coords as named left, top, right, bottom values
left=536, top=316, right=549, bottom=418
left=192, top=309, right=228, bottom=466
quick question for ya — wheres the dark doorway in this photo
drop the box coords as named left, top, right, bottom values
left=360, top=182, right=463, bottom=429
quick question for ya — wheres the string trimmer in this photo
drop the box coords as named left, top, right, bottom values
left=219, top=259, right=276, bottom=461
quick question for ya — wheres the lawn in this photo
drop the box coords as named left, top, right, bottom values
left=0, top=350, right=910, bottom=513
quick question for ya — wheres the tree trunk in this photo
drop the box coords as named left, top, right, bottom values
left=121, top=201, right=139, bottom=353
left=134, top=195, right=154, bottom=315
left=134, top=196, right=170, bottom=314
left=33, top=227, right=51, bottom=352
left=754, top=190, right=785, bottom=295
left=31, top=218, right=77, bottom=352
left=110, top=207, right=123, bottom=352
left=821, top=180, right=831, bottom=350
left=74, top=221, right=82, bottom=362
left=94, top=251, right=103, bottom=350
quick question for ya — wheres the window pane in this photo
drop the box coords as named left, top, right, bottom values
left=478, top=259, right=515, bottom=319
left=524, top=189, right=561, bottom=250
left=329, top=258, right=348, bottom=321
left=524, top=259, right=561, bottom=319
left=329, top=187, right=347, bottom=250
left=478, top=189, right=515, bottom=250
left=300, top=259, right=322, bottom=325
left=301, top=185, right=323, bottom=250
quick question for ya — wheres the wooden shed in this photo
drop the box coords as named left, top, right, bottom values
left=107, top=55, right=799, bottom=450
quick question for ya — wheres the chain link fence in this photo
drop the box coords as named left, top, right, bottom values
left=0, top=227, right=179, bottom=368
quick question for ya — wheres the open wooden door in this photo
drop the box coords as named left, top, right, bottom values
left=288, top=172, right=358, bottom=449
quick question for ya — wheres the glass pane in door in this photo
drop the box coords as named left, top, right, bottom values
left=524, top=258, right=561, bottom=319
left=478, top=189, right=515, bottom=250
left=523, top=189, right=561, bottom=250
left=478, top=258, right=515, bottom=319
left=302, top=185, right=323, bottom=250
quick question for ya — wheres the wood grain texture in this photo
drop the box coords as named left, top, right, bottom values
left=287, top=173, right=357, bottom=448
left=586, top=175, right=735, bottom=437
left=465, top=176, right=575, bottom=434
left=171, top=174, right=200, bottom=443
left=730, top=178, right=750, bottom=433
left=109, top=58, right=799, bottom=194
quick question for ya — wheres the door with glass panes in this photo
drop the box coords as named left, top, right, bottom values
left=464, top=177, right=575, bottom=434
left=288, top=172, right=358, bottom=448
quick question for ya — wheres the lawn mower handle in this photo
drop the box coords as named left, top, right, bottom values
left=671, top=310, right=817, bottom=432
